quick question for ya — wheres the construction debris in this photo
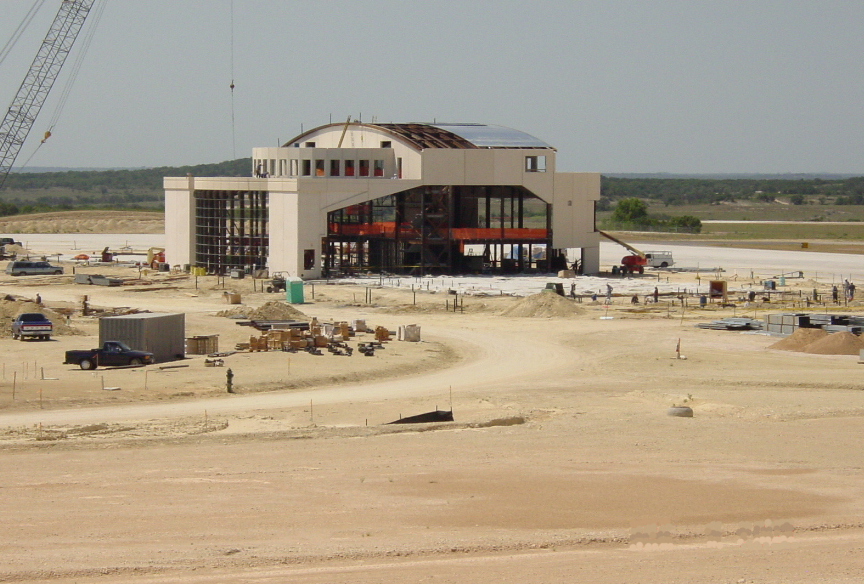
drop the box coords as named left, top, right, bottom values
left=185, top=335, right=219, bottom=355
left=764, top=312, right=864, bottom=336
left=696, top=317, right=763, bottom=331
left=74, top=274, right=123, bottom=286
left=387, top=410, right=454, bottom=424
left=398, top=324, right=421, bottom=341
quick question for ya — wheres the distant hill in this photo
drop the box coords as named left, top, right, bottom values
left=0, top=158, right=252, bottom=216
left=3, top=158, right=252, bottom=191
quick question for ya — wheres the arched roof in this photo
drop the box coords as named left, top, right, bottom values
left=284, top=122, right=553, bottom=150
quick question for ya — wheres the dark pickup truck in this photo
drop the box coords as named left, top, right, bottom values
left=12, top=313, right=52, bottom=341
left=64, top=341, right=153, bottom=370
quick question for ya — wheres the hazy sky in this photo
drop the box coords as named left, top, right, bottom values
left=2, top=0, right=863, bottom=173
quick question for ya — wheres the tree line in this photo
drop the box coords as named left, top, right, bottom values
left=603, top=197, right=702, bottom=233
left=0, top=158, right=251, bottom=215
left=1, top=165, right=862, bottom=218
left=600, top=176, right=864, bottom=207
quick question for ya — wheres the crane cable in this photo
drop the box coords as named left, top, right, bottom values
left=230, top=0, right=236, bottom=159
left=0, top=0, right=46, bottom=69
left=19, top=0, right=107, bottom=169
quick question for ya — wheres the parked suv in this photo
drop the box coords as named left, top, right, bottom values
left=5, top=261, right=63, bottom=276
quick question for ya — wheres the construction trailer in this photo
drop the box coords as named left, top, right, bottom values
left=165, top=122, right=601, bottom=278
left=99, top=313, right=185, bottom=363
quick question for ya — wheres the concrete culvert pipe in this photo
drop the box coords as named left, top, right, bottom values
left=667, top=406, right=693, bottom=417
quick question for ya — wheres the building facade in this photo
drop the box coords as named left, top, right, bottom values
left=164, top=122, right=600, bottom=279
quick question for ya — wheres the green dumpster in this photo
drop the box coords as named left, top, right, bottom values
left=286, top=277, right=304, bottom=304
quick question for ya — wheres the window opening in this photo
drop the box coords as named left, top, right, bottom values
left=330, top=159, right=341, bottom=176
left=359, top=160, right=369, bottom=177
left=315, top=160, right=325, bottom=177
left=344, top=160, right=355, bottom=176
left=301, top=159, right=311, bottom=176
left=525, top=155, right=546, bottom=172
left=373, top=159, right=384, bottom=177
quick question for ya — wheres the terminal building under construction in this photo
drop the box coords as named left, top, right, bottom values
left=164, top=122, right=601, bottom=279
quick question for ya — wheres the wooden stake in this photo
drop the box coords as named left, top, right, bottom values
left=144, top=369, right=149, bottom=390
left=12, top=371, right=16, bottom=400
left=39, top=389, right=43, bottom=409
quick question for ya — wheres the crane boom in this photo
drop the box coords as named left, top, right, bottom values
left=0, top=0, right=96, bottom=190
left=597, top=230, right=645, bottom=258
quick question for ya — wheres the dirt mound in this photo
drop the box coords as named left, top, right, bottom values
left=498, top=292, right=586, bottom=318
left=803, top=331, right=864, bottom=355
left=769, top=327, right=828, bottom=351
left=0, top=298, right=83, bottom=337
left=216, top=300, right=306, bottom=320
left=769, top=327, right=864, bottom=355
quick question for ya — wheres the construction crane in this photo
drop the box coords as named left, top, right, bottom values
left=598, top=229, right=647, bottom=274
left=0, top=0, right=97, bottom=190
left=598, top=230, right=675, bottom=274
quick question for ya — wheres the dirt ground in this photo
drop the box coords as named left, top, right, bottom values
left=2, top=249, right=864, bottom=582
left=0, top=210, right=164, bottom=234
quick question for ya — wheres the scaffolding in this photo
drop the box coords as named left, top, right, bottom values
left=324, top=185, right=553, bottom=276
left=194, top=190, right=268, bottom=273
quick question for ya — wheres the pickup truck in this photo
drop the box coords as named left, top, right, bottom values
left=11, top=313, right=53, bottom=341
left=64, top=341, right=154, bottom=370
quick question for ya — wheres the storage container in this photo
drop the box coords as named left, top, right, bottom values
left=100, top=313, right=185, bottom=363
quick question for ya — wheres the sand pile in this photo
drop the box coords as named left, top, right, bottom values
left=0, top=299, right=83, bottom=337
left=216, top=300, right=306, bottom=320
left=804, top=331, right=864, bottom=355
left=499, top=292, right=586, bottom=318
left=769, top=328, right=828, bottom=351
left=770, top=327, right=864, bottom=355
